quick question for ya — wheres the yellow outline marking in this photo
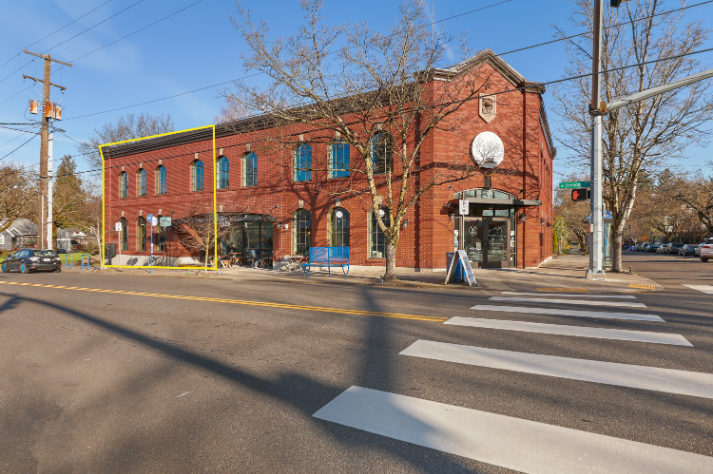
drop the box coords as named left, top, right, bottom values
left=0, top=281, right=446, bottom=323
left=100, top=124, right=217, bottom=271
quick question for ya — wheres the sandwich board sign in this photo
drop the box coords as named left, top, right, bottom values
left=445, top=250, right=476, bottom=286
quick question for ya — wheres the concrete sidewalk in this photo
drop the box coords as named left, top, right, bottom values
left=64, top=248, right=659, bottom=293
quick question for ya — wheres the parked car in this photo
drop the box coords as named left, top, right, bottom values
left=700, top=238, right=713, bottom=262
left=695, top=239, right=708, bottom=257
left=646, top=244, right=660, bottom=253
left=1, top=249, right=61, bottom=273
left=665, top=243, right=685, bottom=255
left=679, top=244, right=698, bottom=256
left=655, top=244, right=667, bottom=254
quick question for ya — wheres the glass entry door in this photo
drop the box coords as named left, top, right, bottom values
left=462, top=217, right=511, bottom=268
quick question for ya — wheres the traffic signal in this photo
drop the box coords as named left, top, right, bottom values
left=610, top=0, right=630, bottom=7
left=571, top=188, right=590, bottom=202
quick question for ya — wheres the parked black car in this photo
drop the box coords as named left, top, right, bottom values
left=646, top=244, right=660, bottom=253
left=1, top=249, right=61, bottom=273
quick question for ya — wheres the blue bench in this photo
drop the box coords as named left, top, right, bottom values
left=302, top=247, right=350, bottom=278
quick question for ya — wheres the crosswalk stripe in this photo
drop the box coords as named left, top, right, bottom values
left=472, top=305, right=664, bottom=322
left=401, top=340, right=713, bottom=399
left=682, top=284, right=713, bottom=294
left=313, top=386, right=713, bottom=474
left=489, top=296, right=646, bottom=308
left=445, top=317, right=692, bottom=346
left=501, top=291, right=637, bottom=299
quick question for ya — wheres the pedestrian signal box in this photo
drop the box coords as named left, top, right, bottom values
left=572, top=188, right=590, bottom=202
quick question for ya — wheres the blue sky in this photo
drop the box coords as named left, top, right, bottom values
left=0, top=0, right=712, bottom=179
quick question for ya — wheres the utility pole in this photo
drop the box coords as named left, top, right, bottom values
left=22, top=49, right=72, bottom=251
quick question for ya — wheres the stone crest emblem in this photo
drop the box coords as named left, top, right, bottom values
left=478, top=94, right=497, bottom=123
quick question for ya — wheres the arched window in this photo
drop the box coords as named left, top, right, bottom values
left=119, top=172, right=128, bottom=198
left=369, top=207, right=390, bottom=259
left=329, top=141, right=350, bottom=178
left=243, top=152, right=257, bottom=187
left=217, top=156, right=229, bottom=189
left=119, top=217, right=128, bottom=251
left=136, top=168, right=146, bottom=197
left=155, top=165, right=167, bottom=195
left=137, top=216, right=147, bottom=251
left=191, top=160, right=204, bottom=191
left=294, top=144, right=312, bottom=182
left=329, top=208, right=350, bottom=247
left=156, top=215, right=166, bottom=252
left=293, top=209, right=312, bottom=256
left=371, top=132, right=393, bottom=175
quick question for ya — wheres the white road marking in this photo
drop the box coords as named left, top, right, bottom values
left=489, top=296, right=646, bottom=308
left=501, top=291, right=637, bottom=299
left=314, top=386, right=713, bottom=474
left=446, top=317, right=691, bottom=346
left=401, top=340, right=713, bottom=399
left=682, top=284, right=713, bottom=294
left=472, top=304, right=665, bottom=322
left=177, top=392, right=190, bottom=398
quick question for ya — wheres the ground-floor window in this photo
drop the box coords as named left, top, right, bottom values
left=329, top=207, right=349, bottom=247
left=369, top=208, right=389, bottom=259
left=120, top=217, right=128, bottom=251
left=156, top=216, right=166, bottom=252
left=293, top=210, right=311, bottom=256
left=137, top=217, right=147, bottom=251
left=219, top=220, right=273, bottom=256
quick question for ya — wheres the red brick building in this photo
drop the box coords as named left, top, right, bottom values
left=103, top=51, right=555, bottom=270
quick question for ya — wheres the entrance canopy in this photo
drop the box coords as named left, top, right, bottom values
left=453, top=188, right=541, bottom=208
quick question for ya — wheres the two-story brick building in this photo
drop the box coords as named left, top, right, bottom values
left=102, top=50, right=555, bottom=271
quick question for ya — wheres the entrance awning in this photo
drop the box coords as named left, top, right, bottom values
left=452, top=198, right=542, bottom=207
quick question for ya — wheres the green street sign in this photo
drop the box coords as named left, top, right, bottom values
left=159, top=216, right=172, bottom=227
left=559, top=181, right=591, bottom=189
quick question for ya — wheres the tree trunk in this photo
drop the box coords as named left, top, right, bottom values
left=611, top=231, right=623, bottom=272
left=383, top=241, right=398, bottom=281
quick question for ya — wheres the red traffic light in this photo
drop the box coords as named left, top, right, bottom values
left=572, top=188, right=590, bottom=201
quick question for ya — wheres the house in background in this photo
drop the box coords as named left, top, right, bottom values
left=0, top=219, right=38, bottom=251
left=57, top=228, right=88, bottom=253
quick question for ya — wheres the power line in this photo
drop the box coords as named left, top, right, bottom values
left=0, top=0, right=146, bottom=87
left=0, top=134, right=38, bottom=161
left=0, top=0, right=115, bottom=73
left=62, top=0, right=713, bottom=122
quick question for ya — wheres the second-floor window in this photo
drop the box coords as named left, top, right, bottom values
left=136, top=168, right=146, bottom=197
left=329, top=141, right=350, bottom=178
left=371, top=132, right=393, bottom=175
left=243, top=152, right=257, bottom=187
left=294, top=144, right=312, bottom=182
left=119, top=172, right=128, bottom=198
left=155, top=165, right=167, bottom=195
left=217, top=156, right=229, bottom=189
left=191, top=160, right=203, bottom=191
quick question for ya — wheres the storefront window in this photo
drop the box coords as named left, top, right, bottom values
left=120, top=217, right=128, bottom=251
left=137, top=217, right=147, bottom=251
left=293, top=210, right=311, bottom=255
left=156, top=215, right=166, bottom=252
left=370, top=208, right=389, bottom=258
left=330, top=208, right=350, bottom=247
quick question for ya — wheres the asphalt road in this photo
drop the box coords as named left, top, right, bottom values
left=0, top=258, right=712, bottom=473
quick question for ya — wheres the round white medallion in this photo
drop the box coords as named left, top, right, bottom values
left=470, top=131, right=505, bottom=169
left=336, top=210, right=343, bottom=219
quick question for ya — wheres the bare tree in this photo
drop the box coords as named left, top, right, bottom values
left=0, top=164, right=35, bottom=233
left=227, top=0, right=494, bottom=279
left=554, top=185, right=590, bottom=252
left=215, top=95, right=252, bottom=124
left=552, top=0, right=713, bottom=271
left=174, top=209, right=232, bottom=268
left=78, top=113, right=175, bottom=170
left=673, top=164, right=713, bottom=236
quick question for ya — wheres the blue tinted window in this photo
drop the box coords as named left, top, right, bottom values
left=244, top=153, right=257, bottom=187
left=156, top=166, right=167, bottom=195
left=137, top=169, right=146, bottom=196
left=294, top=145, right=312, bottom=182
left=218, top=156, right=229, bottom=189
left=330, top=142, right=350, bottom=178
left=192, top=160, right=203, bottom=191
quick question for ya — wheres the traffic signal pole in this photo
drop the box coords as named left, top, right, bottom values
left=588, top=0, right=606, bottom=278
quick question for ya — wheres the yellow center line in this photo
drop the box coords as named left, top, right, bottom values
left=0, top=280, right=446, bottom=323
